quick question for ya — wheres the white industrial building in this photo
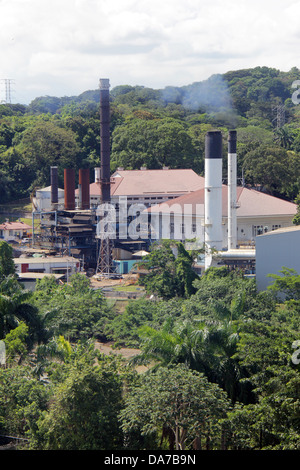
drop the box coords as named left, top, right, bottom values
left=32, top=186, right=65, bottom=211
left=14, top=256, right=80, bottom=277
left=147, top=184, right=297, bottom=248
left=255, top=225, right=300, bottom=292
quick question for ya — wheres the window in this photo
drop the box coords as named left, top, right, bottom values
left=253, top=225, right=269, bottom=236
left=272, top=224, right=281, bottom=231
left=253, top=225, right=264, bottom=236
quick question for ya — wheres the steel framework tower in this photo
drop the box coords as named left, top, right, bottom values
left=1, top=79, right=15, bottom=104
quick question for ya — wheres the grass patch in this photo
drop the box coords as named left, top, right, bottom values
left=112, top=285, right=144, bottom=292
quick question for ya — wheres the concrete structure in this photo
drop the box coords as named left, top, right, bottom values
left=32, top=186, right=65, bottom=211
left=256, top=225, right=300, bottom=291
left=0, top=220, right=32, bottom=242
left=17, top=272, right=64, bottom=291
left=14, top=256, right=80, bottom=278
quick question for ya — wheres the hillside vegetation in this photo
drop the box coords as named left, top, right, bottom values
left=0, top=240, right=300, bottom=450
left=1, top=66, right=300, bottom=204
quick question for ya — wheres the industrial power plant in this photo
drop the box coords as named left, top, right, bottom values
left=13, top=77, right=297, bottom=286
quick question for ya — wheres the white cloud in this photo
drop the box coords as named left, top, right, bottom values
left=1, top=0, right=300, bottom=104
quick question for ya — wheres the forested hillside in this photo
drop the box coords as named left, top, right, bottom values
left=1, top=66, right=300, bottom=204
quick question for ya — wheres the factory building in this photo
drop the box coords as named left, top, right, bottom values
left=147, top=184, right=297, bottom=247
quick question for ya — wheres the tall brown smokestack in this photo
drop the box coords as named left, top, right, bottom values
left=99, top=78, right=111, bottom=203
left=78, top=168, right=90, bottom=210
left=64, top=169, right=75, bottom=210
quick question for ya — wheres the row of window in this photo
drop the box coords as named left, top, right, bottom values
left=253, top=225, right=281, bottom=236
left=167, top=224, right=282, bottom=236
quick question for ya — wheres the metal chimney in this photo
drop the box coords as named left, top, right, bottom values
left=204, top=130, right=223, bottom=270
left=78, top=168, right=90, bottom=210
left=50, top=166, right=58, bottom=206
left=64, top=169, right=75, bottom=210
left=228, top=130, right=237, bottom=250
left=99, top=78, right=111, bottom=203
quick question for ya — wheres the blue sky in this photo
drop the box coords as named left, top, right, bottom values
left=1, top=0, right=300, bottom=104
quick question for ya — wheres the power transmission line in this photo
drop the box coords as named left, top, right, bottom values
left=0, top=79, right=15, bottom=104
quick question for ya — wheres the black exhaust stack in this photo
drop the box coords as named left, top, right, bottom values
left=99, top=78, right=111, bottom=203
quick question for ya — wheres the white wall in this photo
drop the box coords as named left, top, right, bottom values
left=152, top=212, right=294, bottom=249
left=256, top=227, right=300, bottom=291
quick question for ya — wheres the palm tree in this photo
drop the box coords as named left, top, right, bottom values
left=132, top=317, right=212, bottom=375
left=0, top=275, right=41, bottom=346
left=274, top=126, right=294, bottom=149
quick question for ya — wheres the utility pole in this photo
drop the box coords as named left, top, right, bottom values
left=0, top=79, right=15, bottom=104
left=272, top=104, right=285, bottom=129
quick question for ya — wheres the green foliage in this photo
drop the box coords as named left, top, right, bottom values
left=0, top=365, right=50, bottom=439
left=267, top=266, right=300, bottom=300
left=0, top=241, right=15, bottom=280
left=4, top=322, right=29, bottom=365
left=31, top=274, right=112, bottom=341
left=110, top=117, right=198, bottom=172
left=120, top=364, right=232, bottom=450
left=139, top=240, right=198, bottom=299
left=29, top=348, right=124, bottom=450
left=0, top=264, right=299, bottom=450
left=0, top=274, right=40, bottom=344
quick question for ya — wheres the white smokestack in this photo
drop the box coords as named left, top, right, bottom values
left=228, top=130, right=237, bottom=250
left=95, top=167, right=101, bottom=183
left=204, top=130, right=223, bottom=270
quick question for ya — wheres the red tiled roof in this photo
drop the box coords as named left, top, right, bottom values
left=0, top=221, right=32, bottom=230
left=148, top=185, right=297, bottom=217
left=80, top=169, right=205, bottom=197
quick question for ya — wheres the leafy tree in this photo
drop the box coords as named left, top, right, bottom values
left=242, top=145, right=300, bottom=198
left=0, top=365, right=50, bottom=441
left=0, top=275, right=40, bottom=344
left=3, top=321, right=29, bottom=366
left=267, top=266, right=300, bottom=300
left=134, top=318, right=212, bottom=374
left=120, top=364, right=232, bottom=450
left=110, top=117, right=197, bottom=171
left=30, top=349, right=124, bottom=450
left=140, top=241, right=198, bottom=299
left=13, top=120, right=82, bottom=191
left=31, top=274, right=112, bottom=341
left=0, top=241, right=15, bottom=280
